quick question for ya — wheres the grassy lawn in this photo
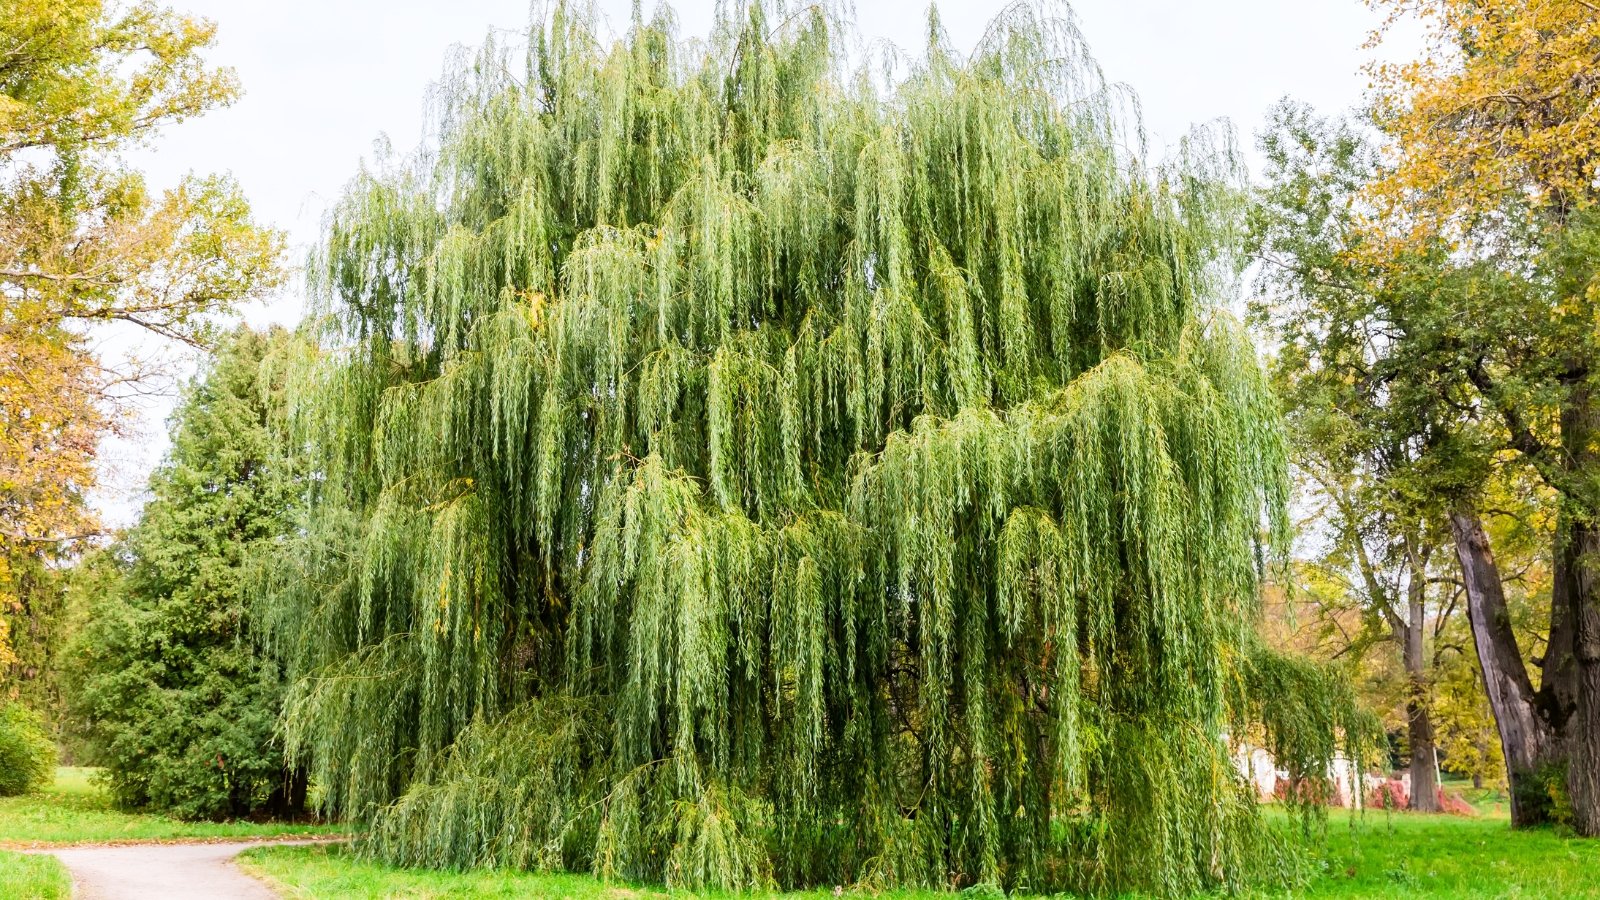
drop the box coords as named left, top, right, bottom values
left=1297, top=812, right=1598, bottom=897
left=0, top=850, right=70, bottom=900
left=240, top=811, right=1600, bottom=899
left=241, top=848, right=678, bottom=900
left=239, top=845, right=945, bottom=899
left=0, top=766, right=342, bottom=847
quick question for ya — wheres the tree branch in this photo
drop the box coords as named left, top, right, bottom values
left=0, top=526, right=106, bottom=544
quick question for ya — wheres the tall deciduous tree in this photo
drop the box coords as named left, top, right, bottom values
left=1366, top=0, right=1600, bottom=834
left=0, top=0, right=282, bottom=694
left=66, top=326, right=306, bottom=820
left=262, top=4, right=1371, bottom=895
left=1251, top=101, right=1478, bottom=813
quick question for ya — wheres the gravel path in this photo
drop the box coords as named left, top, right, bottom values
left=42, top=840, right=313, bottom=899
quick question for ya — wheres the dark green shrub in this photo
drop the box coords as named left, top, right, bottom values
left=0, top=702, right=54, bottom=796
left=1511, top=761, right=1574, bottom=828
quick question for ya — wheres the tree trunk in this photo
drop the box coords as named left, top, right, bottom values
left=1449, top=510, right=1552, bottom=825
left=1404, top=576, right=1441, bottom=813
left=1543, top=527, right=1578, bottom=730
left=1570, top=519, right=1600, bottom=836
left=1563, top=380, right=1600, bottom=836
left=1406, top=705, right=1441, bottom=812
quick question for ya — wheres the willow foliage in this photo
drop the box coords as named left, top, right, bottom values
left=263, top=2, right=1370, bottom=894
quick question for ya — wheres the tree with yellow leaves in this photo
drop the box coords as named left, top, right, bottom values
left=1364, top=0, right=1600, bottom=835
left=1368, top=0, right=1600, bottom=234
left=1, top=0, right=282, bottom=702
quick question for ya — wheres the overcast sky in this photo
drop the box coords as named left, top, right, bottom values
left=95, top=0, right=1418, bottom=522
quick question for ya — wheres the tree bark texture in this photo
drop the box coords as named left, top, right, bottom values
left=1450, top=510, right=1552, bottom=826
left=1561, top=380, right=1600, bottom=837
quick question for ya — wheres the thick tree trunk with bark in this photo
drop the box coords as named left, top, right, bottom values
left=1544, top=530, right=1579, bottom=731
left=1449, top=510, right=1552, bottom=826
left=1563, top=382, right=1600, bottom=836
left=1404, top=592, right=1441, bottom=812
left=1571, top=520, right=1600, bottom=836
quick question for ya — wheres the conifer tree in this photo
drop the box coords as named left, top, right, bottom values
left=68, top=327, right=305, bottom=819
left=265, top=3, right=1370, bottom=893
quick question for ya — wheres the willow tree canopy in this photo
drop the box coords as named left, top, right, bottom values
left=263, top=2, right=1369, bottom=894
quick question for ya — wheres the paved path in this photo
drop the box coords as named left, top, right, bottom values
left=42, top=840, right=314, bottom=899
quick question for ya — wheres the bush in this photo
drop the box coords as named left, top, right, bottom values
left=0, top=703, right=55, bottom=796
left=1511, top=761, right=1574, bottom=828
left=1367, top=778, right=1408, bottom=810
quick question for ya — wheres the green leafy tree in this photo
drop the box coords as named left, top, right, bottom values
left=66, top=327, right=305, bottom=820
left=1434, top=641, right=1505, bottom=790
left=1249, top=93, right=1597, bottom=828
left=1, top=0, right=282, bottom=707
left=1364, top=0, right=1600, bottom=835
left=1248, top=101, right=1493, bottom=812
left=263, top=4, right=1371, bottom=895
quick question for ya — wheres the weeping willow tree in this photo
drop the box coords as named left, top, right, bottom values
left=262, top=2, right=1373, bottom=894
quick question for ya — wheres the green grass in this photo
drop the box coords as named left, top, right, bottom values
left=238, top=845, right=948, bottom=899
left=0, top=850, right=70, bottom=900
left=1292, top=811, right=1599, bottom=898
left=240, top=812, right=1600, bottom=899
left=4, top=769, right=1595, bottom=898
left=241, top=847, right=670, bottom=899
left=1437, top=774, right=1514, bottom=818
left=0, top=767, right=342, bottom=847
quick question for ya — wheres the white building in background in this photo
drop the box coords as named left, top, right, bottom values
left=1230, top=741, right=1365, bottom=809
left=1235, top=744, right=1278, bottom=799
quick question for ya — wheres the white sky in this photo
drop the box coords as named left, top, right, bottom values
left=95, top=0, right=1417, bottom=524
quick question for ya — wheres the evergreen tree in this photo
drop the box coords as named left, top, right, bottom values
left=67, top=327, right=305, bottom=820
left=265, top=3, right=1370, bottom=893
